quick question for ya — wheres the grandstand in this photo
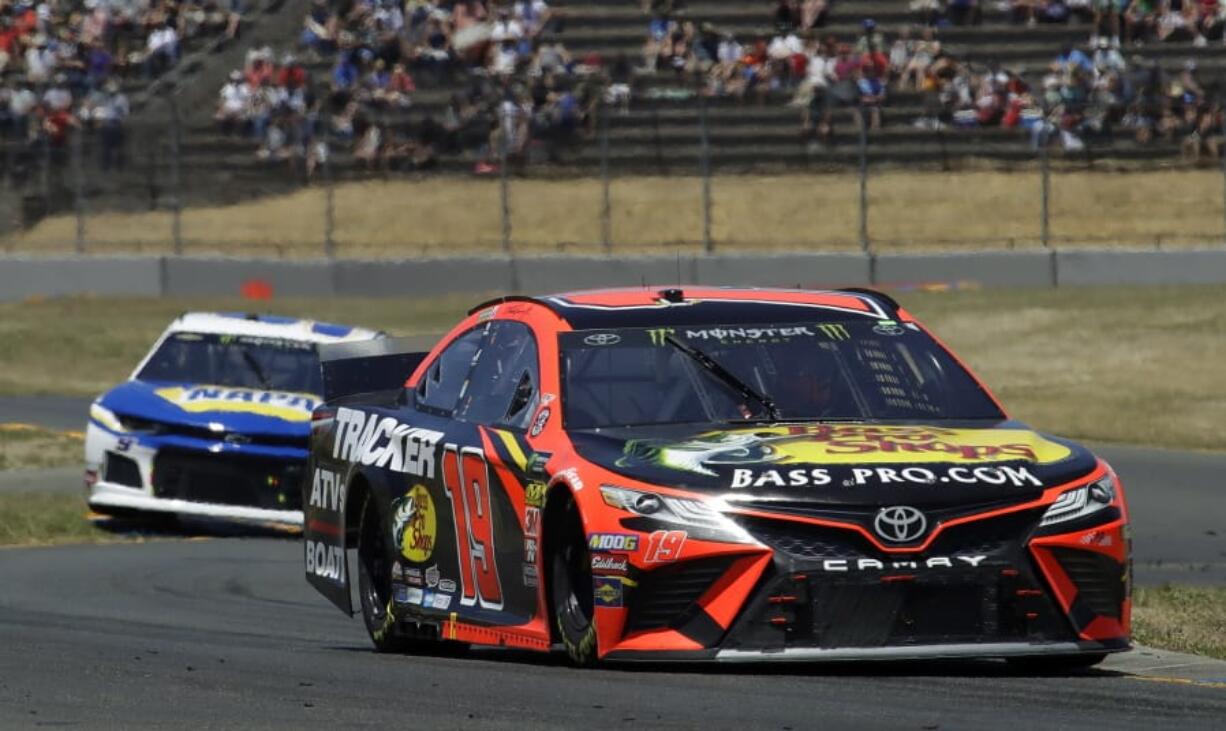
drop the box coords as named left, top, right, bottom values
left=1, top=0, right=1224, bottom=239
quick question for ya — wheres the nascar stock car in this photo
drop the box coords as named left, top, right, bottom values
left=304, top=287, right=1130, bottom=667
left=85, top=312, right=381, bottom=526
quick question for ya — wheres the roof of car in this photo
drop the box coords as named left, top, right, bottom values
left=475, top=287, right=903, bottom=330
left=164, top=312, right=382, bottom=344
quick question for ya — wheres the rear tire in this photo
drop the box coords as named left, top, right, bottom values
left=1006, top=652, right=1108, bottom=673
left=357, top=493, right=413, bottom=653
left=550, top=493, right=598, bottom=666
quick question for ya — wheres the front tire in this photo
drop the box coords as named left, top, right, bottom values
left=550, top=493, right=598, bottom=665
left=357, top=493, right=413, bottom=653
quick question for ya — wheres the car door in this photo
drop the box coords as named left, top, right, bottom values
left=397, top=321, right=543, bottom=627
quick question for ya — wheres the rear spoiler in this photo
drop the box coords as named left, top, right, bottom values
left=317, top=336, right=434, bottom=402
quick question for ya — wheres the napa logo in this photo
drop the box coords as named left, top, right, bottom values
left=154, top=386, right=318, bottom=422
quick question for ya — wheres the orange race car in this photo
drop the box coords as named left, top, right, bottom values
left=303, top=287, right=1131, bottom=667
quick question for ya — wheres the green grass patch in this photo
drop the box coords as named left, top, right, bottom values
left=900, top=284, right=1226, bottom=451
left=0, top=426, right=83, bottom=470
left=1133, top=584, right=1226, bottom=660
left=1, top=285, right=1225, bottom=450
left=0, top=294, right=477, bottom=397
left=0, top=492, right=122, bottom=546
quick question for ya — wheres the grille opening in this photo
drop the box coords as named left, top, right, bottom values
left=1050, top=547, right=1126, bottom=620
left=624, top=557, right=731, bottom=634
left=736, top=515, right=876, bottom=560
left=152, top=449, right=304, bottom=511
left=104, top=453, right=142, bottom=488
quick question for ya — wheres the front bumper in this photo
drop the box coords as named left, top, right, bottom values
left=84, top=421, right=307, bottom=528
left=597, top=506, right=1130, bottom=662
left=89, top=482, right=303, bottom=526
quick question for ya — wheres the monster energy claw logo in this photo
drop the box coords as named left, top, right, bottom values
left=818, top=323, right=850, bottom=340
left=647, top=328, right=676, bottom=346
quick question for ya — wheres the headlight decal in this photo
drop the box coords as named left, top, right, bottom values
left=1039, top=475, right=1116, bottom=528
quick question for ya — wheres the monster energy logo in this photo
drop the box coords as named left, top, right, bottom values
left=647, top=328, right=676, bottom=346
left=818, top=324, right=850, bottom=340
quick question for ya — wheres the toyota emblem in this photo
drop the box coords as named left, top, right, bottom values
left=873, top=506, right=927, bottom=543
left=583, top=333, right=621, bottom=346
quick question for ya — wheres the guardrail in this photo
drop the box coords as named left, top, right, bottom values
left=3, top=248, right=1226, bottom=301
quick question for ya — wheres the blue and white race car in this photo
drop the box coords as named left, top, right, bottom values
left=84, top=312, right=381, bottom=526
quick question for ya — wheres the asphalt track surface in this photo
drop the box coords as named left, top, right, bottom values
left=2, top=400, right=1225, bottom=728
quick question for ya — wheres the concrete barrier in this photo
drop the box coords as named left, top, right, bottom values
left=334, top=258, right=513, bottom=297
left=3, top=248, right=1226, bottom=301
left=0, top=256, right=161, bottom=300
left=695, top=253, right=871, bottom=287
left=163, top=257, right=335, bottom=297
left=514, top=256, right=685, bottom=293
left=874, top=251, right=1055, bottom=288
left=1056, top=248, right=1226, bottom=286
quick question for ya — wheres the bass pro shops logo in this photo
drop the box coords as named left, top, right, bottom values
left=392, top=484, right=438, bottom=562
left=873, top=505, right=928, bottom=543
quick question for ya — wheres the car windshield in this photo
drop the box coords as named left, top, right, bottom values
left=136, top=332, right=323, bottom=393
left=560, top=321, right=1004, bottom=428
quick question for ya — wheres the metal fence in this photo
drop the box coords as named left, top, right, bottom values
left=3, top=98, right=1226, bottom=259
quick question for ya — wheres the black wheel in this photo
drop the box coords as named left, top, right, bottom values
left=1006, top=652, right=1108, bottom=673
left=550, top=493, right=598, bottom=665
left=357, top=493, right=413, bottom=653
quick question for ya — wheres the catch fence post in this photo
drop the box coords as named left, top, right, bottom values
left=500, top=112, right=511, bottom=254
left=168, top=95, right=183, bottom=256
left=323, top=129, right=335, bottom=259
left=72, top=124, right=85, bottom=254
left=1040, top=127, right=1051, bottom=249
left=857, top=107, right=869, bottom=253
left=600, top=101, right=611, bottom=253
left=1221, top=103, right=1226, bottom=245
left=700, top=99, right=712, bottom=253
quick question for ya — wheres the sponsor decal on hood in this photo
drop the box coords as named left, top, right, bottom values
left=153, top=385, right=318, bottom=422
left=620, top=424, right=1073, bottom=477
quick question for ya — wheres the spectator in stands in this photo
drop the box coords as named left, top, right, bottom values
left=215, top=69, right=249, bottom=134
left=899, top=27, right=939, bottom=90
left=948, top=0, right=983, bottom=24
left=0, top=15, right=17, bottom=74
left=800, top=0, right=830, bottom=30
left=83, top=79, right=129, bottom=170
left=144, top=20, right=179, bottom=79
left=516, top=0, right=554, bottom=37
left=856, top=61, right=885, bottom=130
left=1182, top=101, right=1223, bottom=162
left=1123, top=0, right=1158, bottom=43
left=911, top=0, right=943, bottom=26
left=25, top=34, right=53, bottom=84
left=43, top=73, right=72, bottom=113
left=604, top=52, right=633, bottom=113
left=7, top=81, right=37, bottom=140
left=301, top=0, right=336, bottom=57
left=767, top=25, right=804, bottom=89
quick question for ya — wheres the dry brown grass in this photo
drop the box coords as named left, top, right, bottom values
left=3, top=170, right=1224, bottom=256
left=1133, top=585, right=1226, bottom=660
left=903, top=285, right=1226, bottom=451
left=0, top=426, right=83, bottom=470
left=2, top=286, right=1225, bottom=451
left=0, top=294, right=475, bottom=397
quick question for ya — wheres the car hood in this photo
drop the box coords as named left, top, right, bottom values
left=568, top=421, right=1099, bottom=508
left=95, top=380, right=319, bottom=437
